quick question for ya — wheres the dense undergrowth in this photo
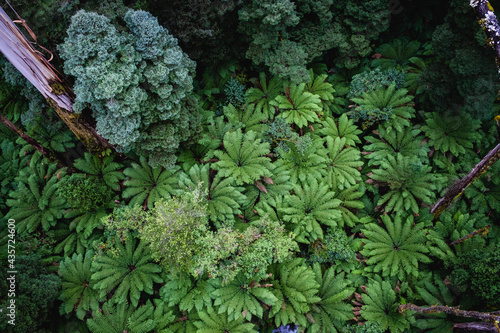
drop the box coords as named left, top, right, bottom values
left=1, top=0, right=500, bottom=332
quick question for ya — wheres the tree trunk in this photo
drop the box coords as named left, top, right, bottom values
left=431, top=2, right=500, bottom=218
left=0, top=6, right=112, bottom=153
left=0, top=113, right=65, bottom=166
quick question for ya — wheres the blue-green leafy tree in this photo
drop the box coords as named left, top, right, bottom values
left=59, top=9, right=200, bottom=169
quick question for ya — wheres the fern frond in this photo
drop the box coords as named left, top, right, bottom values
left=269, top=258, right=321, bottom=328
left=194, top=305, right=258, bottom=332
left=246, top=72, right=282, bottom=120
left=364, top=126, right=429, bottom=166
left=361, top=215, right=431, bottom=281
left=421, top=112, right=481, bottom=157
left=369, top=154, right=436, bottom=214
left=213, top=129, right=273, bottom=185
left=361, top=278, right=412, bottom=333
left=271, top=83, right=322, bottom=128
left=73, top=152, right=124, bottom=191
left=319, top=113, right=361, bottom=145
left=307, top=263, right=354, bottom=333
left=179, top=164, right=246, bottom=226
left=91, top=237, right=163, bottom=307
left=86, top=301, right=155, bottom=333
left=123, top=156, right=181, bottom=209
left=324, top=136, right=363, bottom=190
left=280, top=176, right=341, bottom=243
left=58, top=250, right=103, bottom=320
left=6, top=155, right=67, bottom=234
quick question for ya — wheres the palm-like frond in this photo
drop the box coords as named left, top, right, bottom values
left=271, top=83, right=322, bottom=128
left=273, top=134, right=327, bottom=185
left=349, top=82, right=415, bottom=132
left=422, top=112, right=482, bottom=157
left=364, top=126, right=429, bottom=166
left=86, top=300, right=156, bottom=333
left=371, top=39, right=421, bottom=70
left=73, top=152, right=124, bottom=191
left=213, top=275, right=279, bottom=321
left=361, top=215, right=431, bottom=280
left=307, top=263, right=354, bottom=333
left=323, top=136, right=363, bottom=190
left=305, top=69, right=335, bottom=115
left=91, top=237, right=163, bottom=307
left=246, top=72, right=282, bottom=120
left=123, top=156, right=181, bottom=209
left=361, top=278, right=412, bottom=333
left=319, top=113, right=361, bottom=146
left=223, top=103, right=267, bottom=133
left=193, top=305, right=258, bottom=333
left=412, top=273, right=454, bottom=333
left=213, top=129, right=273, bottom=185
left=179, top=163, right=246, bottom=226
left=332, top=185, right=365, bottom=227
left=58, top=251, right=103, bottom=320
left=6, top=154, right=67, bottom=234
left=369, top=154, right=436, bottom=214
left=269, top=258, right=321, bottom=328
left=280, top=176, right=341, bottom=243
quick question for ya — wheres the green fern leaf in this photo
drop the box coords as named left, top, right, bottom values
left=319, top=113, right=361, bottom=145
left=123, top=156, right=181, bottom=209
left=280, top=176, right=341, bottom=243
left=73, top=152, right=124, bottom=191
left=271, top=83, right=322, bottom=128
left=194, top=305, right=258, bottom=332
left=58, top=250, right=103, bottom=320
left=361, top=278, right=412, bottom=333
left=361, top=215, right=431, bottom=280
left=246, top=72, right=282, bottom=120
left=213, top=129, right=273, bottom=185
left=269, top=258, right=321, bottom=328
left=307, top=263, right=354, bottom=333
left=91, top=237, right=163, bottom=307
left=324, top=136, right=363, bottom=190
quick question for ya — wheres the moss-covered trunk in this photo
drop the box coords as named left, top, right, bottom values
left=0, top=6, right=112, bottom=154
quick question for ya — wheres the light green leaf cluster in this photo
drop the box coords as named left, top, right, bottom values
left=191, top=218, right=297, bottom=283
left=140, top=188, right=209, bottom=271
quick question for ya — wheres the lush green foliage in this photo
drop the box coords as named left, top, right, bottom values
left=59, top=9, right=200, bottom=168
left=3, top=1, right=500, bottom=332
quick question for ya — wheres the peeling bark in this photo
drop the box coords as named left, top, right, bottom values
left=0, top=6, right=112, bottom=153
